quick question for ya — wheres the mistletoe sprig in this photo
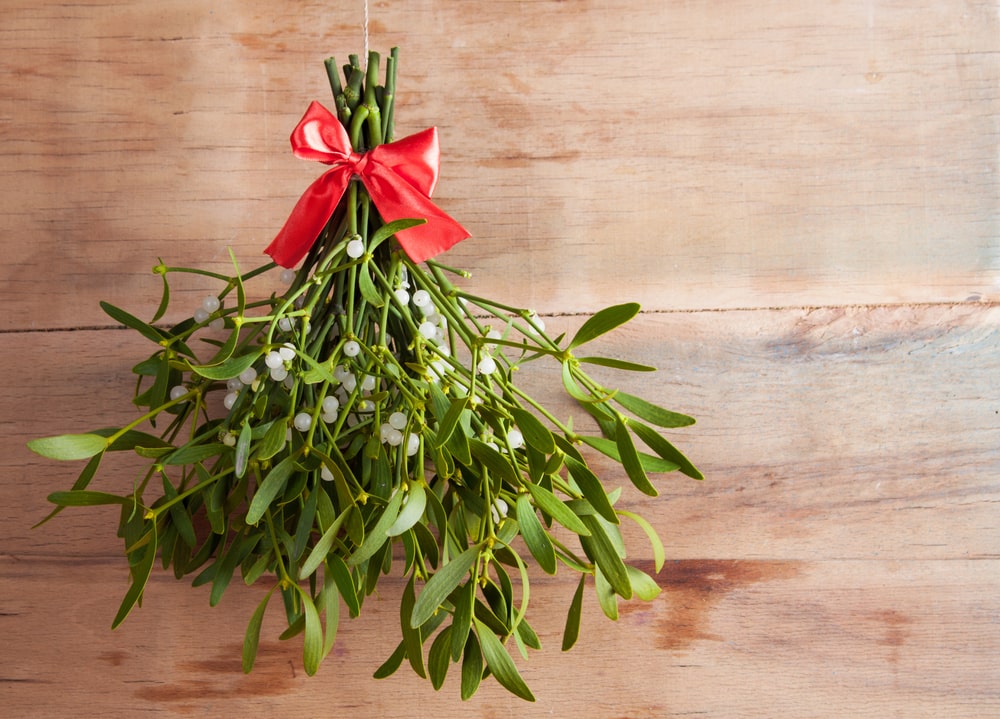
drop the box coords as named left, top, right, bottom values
left=28, top=49, right=700, bottom=702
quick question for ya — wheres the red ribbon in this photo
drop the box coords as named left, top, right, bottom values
left=264, top=101, right=470, bottom=267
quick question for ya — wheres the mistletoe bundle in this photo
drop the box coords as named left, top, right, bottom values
left=29, top=49, right=700, bottom=701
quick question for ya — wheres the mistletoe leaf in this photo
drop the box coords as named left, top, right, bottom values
left=100, top=301, right=168, bottom=345
left=515, top=495, right=556, bottom=575
left=191, top=352, right=260, bottom=381
left=613, top=390, right=696, bottom=428
left=562, top=573, right=586, bottom=651
left=474, top=618, right=536, bottom=702
left=568, top=302, right=640, bottom=350
left=411, top=544, right=481, bottom=629
left=242, top=587, right=275, bottom=673
left=576, top=356, right=656, bottom=372
left=28, top=433, right=107, bottom=461
left=386, top=482, right=427, bottom=537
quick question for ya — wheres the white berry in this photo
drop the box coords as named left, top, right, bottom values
left=346, top=238, right=365, bottom=258
left=477, top=356, right=497, bottom=375
left=280, top=268, right=296, bottom=284
left=343, top=340, right=361, bottom=357
left=293, top=412, right=312, bottom=432
left=169, top=385, right=188, bottom=401
left=388, top=411, right=407, bottom=430
left=239, top=367, right=257, bottom=385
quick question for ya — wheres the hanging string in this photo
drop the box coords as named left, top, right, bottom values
left=363, top=0, right=369, bottom=66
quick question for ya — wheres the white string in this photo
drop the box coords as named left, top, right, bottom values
left=363, top=0, right=369, bottom=67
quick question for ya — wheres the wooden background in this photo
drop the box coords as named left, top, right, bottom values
left=2, top=1, right=997, bottom=716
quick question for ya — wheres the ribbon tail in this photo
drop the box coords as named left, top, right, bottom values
left=265, top=169, right=351, bottom=268
left=361, top=169, right=470, bottom=263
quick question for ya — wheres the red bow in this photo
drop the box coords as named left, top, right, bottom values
left=265, top=101, right=470, bottom=267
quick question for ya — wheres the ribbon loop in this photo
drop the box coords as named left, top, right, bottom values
left=265, top=102, right=470, bottom=267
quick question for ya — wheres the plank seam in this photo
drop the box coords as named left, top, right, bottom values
left=2, top=300, right=996, bottom=335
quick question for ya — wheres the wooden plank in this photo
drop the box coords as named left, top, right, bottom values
left=1, top=556, right=997, bottom=717
left=6, top=305, right=997, bottom=561
left=1, top=0, right=996, bottom=330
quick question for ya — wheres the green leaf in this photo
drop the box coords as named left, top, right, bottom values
left=163, top=442, right=227, bottom=466
left=321, top=568, right=340, bottom=657
left=594, top=565, right=619, bottom=620
left=613, top=390, right=696, bottom=428
left=580, top=514, right=632, bottom=600
left=210, top=528, right=253, bottom=607
left=242, top=587, right=275, bottom=673
left=578, top=435, right=680, bottom=474
left=515, top=495, right=556, bottom=575
left=298, top=586, right=324, bottom=676
left=564, top=455, right=619, bottom=524
left=524, top=482, right=590, bottom=536
left=386, top=483, right=427, bottom=537
left=450, top=579, right=476, bottom=662
left=190, top=352, right=259, bottom=381
left=374, top=641, right=407, bottom=679
left=562, top=573, right=586, bottom=651
left=428, top=626, right=452, bottom=691
left=100, top=429, right=173, bottom=453
left=561, top=361, right=597, bottom=403
left=369, top=217, right=427, bottom=252
left=400, top=575, right=426, bottom=678
left=112, top=526, right=157, bottom=629
left=161, top=475, right=196, bottom=548
left=509, top=407, right=555, bottom=454
left=468, top=440, right=517, bottom=485
left=346, top=489, right=403, bottom=567
left=100, top=300, right=167, bottom=345
left=626, top=564, right=662, bottom=601
left=576, top=356, right=656, bottom=372
left=152, top=266, right=170, bottom=323
left=568, top=302, right=640, bottom=350
left=460, top=633, right=483, bottom=700
left=328, top=553, right=360, bottom=618
left=474, top=619, right=536, bottom=702
left=235, top=419, right=252, bottom=479
left=298, top=506, right=351, bottom=579
left=245, top=453, right=299, bottom=525
left=411, top=544, right=481, bottom=629
left=28, top=433, right=107, bottom=461
left=257, top=419, right=288, bottom=461
left=628, top=420, right=704, bottom=480
left=358, top=263, right=384, bottom=307
left=47, top=490, right=128, bottom=507
left=619, top=509, right=666, bottom=573
left=433, top=395, right=468, bottom=448
left=614, top=416, right=658, bottom=497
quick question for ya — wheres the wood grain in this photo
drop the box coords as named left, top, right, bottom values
left=0, top=0, right=996, bottom=330
left=1, top=1, right=997, bottom=717
left=3, top=305, right=998, bottom=716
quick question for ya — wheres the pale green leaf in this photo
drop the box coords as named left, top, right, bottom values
left=411, top=544, right=481, bottom=629
left=568, top=302, right=640, bottom=350
left=28, top=433, right=107, bottom=461
left=474, top=619, right=536, bottom=702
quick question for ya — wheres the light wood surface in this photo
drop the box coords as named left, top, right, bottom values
left=1, top=1, right=997, bottom=717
